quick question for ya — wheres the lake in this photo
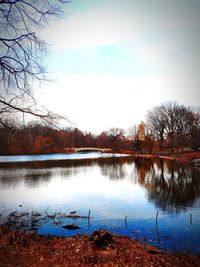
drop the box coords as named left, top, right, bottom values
left=0, top=153, right=200, bottom=254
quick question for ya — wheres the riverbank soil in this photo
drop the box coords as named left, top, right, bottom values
left=0, top=226, right=200, bottom=266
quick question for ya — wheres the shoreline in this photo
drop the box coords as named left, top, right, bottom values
left=123, top=150, right=200, bottom=165
left=1, top=225, right=200, bottom=266
left=1, top=149, right=199, bottom=161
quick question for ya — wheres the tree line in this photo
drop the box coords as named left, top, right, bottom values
left=130, top=102, right=200, bottom=154
left=0, top=2, right=199, bottom=156
left=146, top=102, right=200, bottom=153
left=0, top=101, right=199, bottom=155
left=0, top=123, right=132, bottom=155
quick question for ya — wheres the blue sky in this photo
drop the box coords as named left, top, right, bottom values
left=35, top=0, right=200, bottom=133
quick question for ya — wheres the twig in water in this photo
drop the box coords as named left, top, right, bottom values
left=155, top=211, right=160, bottom=243
left=88, top=210, right=91, bottom=219
left=125, top=215, right=127, bottom=223
left=190, top=213, right=192, bottom=225
left=156, top=211, right=159, bottom=224
left=88, top=210, right=91, bottom=229
left=125, top=215, right=128, bottom=228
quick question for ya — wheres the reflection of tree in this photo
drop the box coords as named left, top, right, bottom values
left=133, top=158, right=156, bottom=185
left=1, top=156, right=199, bottom=214
left=134, top=158, right=200, bottom=213
left=0, top=168, right=52, bottom=188
left=100, top=157, right=130, bottom=180
left=24, top=170, right=52, bottom=188
left=0, top=156, right=134, bottom=187
left=0, top=172, right=22, bottom=188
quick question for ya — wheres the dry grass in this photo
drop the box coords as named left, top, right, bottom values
left=0, top=225, right=200, bottom=267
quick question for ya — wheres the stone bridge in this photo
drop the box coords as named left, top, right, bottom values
left=74, top=147, right=109, bottom=153
left=64, top=147, right=112, bottom=153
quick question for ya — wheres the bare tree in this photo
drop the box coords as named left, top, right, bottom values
left=161, top=102, right=178, bottom=152
left=186, top=107, right=200, bottom=150
left=173, top=104, right=191, bottom=152
left=146, top=102, right=200, bottom=153
left=107, top=128, right=125, bottom=151
left=143, top=126, right=155, bottom=154
left=0, top=0, right=70, bottom=129
left=128, top=124, right=138, bottom=141
left=146, top=105, right=166, bottom=149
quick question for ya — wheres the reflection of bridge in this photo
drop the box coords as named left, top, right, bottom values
left=74, top=147, right=110, bottom=153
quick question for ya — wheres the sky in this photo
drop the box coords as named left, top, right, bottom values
left=35, top=0, right=200, bottom=133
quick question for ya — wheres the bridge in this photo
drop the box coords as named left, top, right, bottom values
left=74, top=147, right=110, bottom=153
left=64, top=147, right=112, bottom=153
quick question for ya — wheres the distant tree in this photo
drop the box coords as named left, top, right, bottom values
left=128, top=125, right=138, bottom=141
left=96, top=132, right=110, bottom=148
left=161, top=102, right=180, bottom=152
left=0, top=0, right=70, bottom=129
left=146, top=105, right=166, bottom=149
left=107, top=128, right=125, bottom=151
left=173, top=104, right=192, bottom=152
left=128, top=124, right=142, bottom=153
left=132, top=139, right=143, bottom=154
left=188, top=108, right=200, bottom=151
left=143, top=127, right=155, bottom=154
left=129, top=123, right=154, bottom=154
left=147, top=102, right=200, bottom=153
left=191, top=128, right=200, bottom=151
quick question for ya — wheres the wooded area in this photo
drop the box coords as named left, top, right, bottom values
left=0, top=2, right=199, bottom=156
left=1, top=102, right=199, bottom=155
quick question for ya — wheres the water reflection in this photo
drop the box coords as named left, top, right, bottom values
left=0, top=155, right=200, bottom=253
left=0, top=168, right=53, bottom=188
left=134, top=158, right=200, bottom=213
left=0, top=157, right=133, bottom=186
left=100, top=157, right=129, bottom=180
left=0, top=156, right=200, bottom=214
left=24, top=170, right=52, bottom=188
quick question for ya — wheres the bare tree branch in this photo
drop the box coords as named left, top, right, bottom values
left=0, top=0, right=70, bottom=129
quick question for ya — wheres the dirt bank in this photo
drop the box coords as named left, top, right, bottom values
left=0, top=225, right=200, bottom=267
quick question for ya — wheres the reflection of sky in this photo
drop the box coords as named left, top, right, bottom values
left=0, top=153, right=129, bottom=162
left=1, top=157, right=200, bottom=254
left=0, top=157, right=160, bottom=220
left=1, top=158, right=199, bottom=220
left=0, top=167, right=156, bottom=218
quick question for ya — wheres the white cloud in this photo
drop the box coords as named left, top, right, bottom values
left=34, top=73, right=173, bottom=133
left=35, top=1, right=200, bottom=133
left=40, top=7, right=133, bottom=49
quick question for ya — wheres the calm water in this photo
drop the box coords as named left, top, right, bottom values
left=0, top=153, right=200, bottom=254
